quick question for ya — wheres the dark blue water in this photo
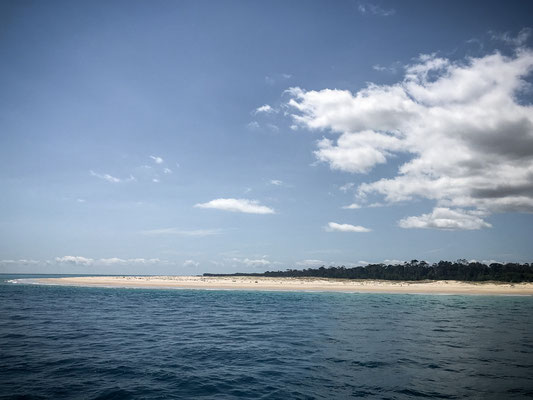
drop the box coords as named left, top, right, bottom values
left=1, top=275, right=533, bottom=399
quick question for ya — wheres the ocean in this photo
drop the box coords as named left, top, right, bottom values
left=1, top=274, right=532, bottom=399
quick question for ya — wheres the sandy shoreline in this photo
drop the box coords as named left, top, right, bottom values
left=15, top=275, right=533, bottom=295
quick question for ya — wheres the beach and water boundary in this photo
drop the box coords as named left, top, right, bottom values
left=17, top=275, right=533, bottom=295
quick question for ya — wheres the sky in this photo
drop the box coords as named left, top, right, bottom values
left=1, top=0, right=533, bottom=274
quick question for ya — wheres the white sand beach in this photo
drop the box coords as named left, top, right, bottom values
left=30, top=276, right=533, bottom=295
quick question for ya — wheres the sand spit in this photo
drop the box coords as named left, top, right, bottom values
left=24, top=276, right=533, bottom=295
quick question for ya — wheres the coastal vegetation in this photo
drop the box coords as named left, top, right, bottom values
left=204, top=260, right=533, bottom=282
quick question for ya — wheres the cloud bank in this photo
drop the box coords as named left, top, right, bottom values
left=288, top=49, right=533, bottom=229
left=55, top=256, right=161, bottom=266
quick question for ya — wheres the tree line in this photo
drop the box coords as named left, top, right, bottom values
left=204, top=260, right=533, bottom=282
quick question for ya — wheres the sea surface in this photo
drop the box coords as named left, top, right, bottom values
left=1, top=274, right=533, bottom=399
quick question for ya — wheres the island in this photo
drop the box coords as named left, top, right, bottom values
left=22, top=275, right=533, bottom=295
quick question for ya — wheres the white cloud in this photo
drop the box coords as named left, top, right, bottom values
left=270, top=179, right=283, bottom=186
left=384, top=259, right=404, bottom=265
left=247, top=121, right=260, bottom=129
left=491, top=28, right=531, bottom=47
left=296, top=259, right=325, bottom=267
left=231, top=257, right=271, bottom=267
left=98, top=258, right=160, bottom=265
left=358, top=2, right=395, bottom=16
left=133, top=163, right=170, bottom=182
left=141, top=228, right=221, bottom=237
left=373, top=65, right=388, bottom=72
left=325, top=222, right=371, bottom=232
left=315, top=130, right=405, bottom=173
left=0, top=259, right=40, bottom=266
left=265, top=73, right=292, bottom=85
left=55, top=256, right=94, bottom=265
left=150, top=155, right=164, bottom=164
left=90, top=170, right=134, bottom=183
left=343, top=202, right=384, bottom=209
left=54, top=256, right=160, bottom=266
left=339, top=182, right=355, bottom=192
left=183, top=259, right=200, bottom=267
left=342, top=203, right=361, bottom=209
left=398, top=207, right=492, bottom=230
left=373, top=61, right=402, bottom=74
left=195, top=198, right=275, bottom=214
left=98, top=257, right=126, bottom=265
left=287, top=49, right=533, bottom=230
left=130, top=258, right=161, bottom=264
left=255, top=104, right=275, bottom=114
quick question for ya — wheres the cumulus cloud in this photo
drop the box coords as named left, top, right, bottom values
left=287, top=48, right=533, bottom=230
left=255, top=104, right=275, bottom=114
left=195, top=198, right=275, bottom=214
left=270, top=179, right=283, bottom=186
left=314, top=130, right=404, bottom=173
left=398, top=207, right=492, bottom=230
left=325, top=222, right=371, bottom=232
left=150, top=155, right=164, bottom=164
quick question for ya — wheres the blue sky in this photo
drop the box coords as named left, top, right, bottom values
left=1, top=0, right=533, bottom=274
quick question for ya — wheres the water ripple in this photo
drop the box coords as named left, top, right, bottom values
left=1, top=276, right=533, bottom=399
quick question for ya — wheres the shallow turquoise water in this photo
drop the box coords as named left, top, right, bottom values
left=1, top=274, right=533, bottom=399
